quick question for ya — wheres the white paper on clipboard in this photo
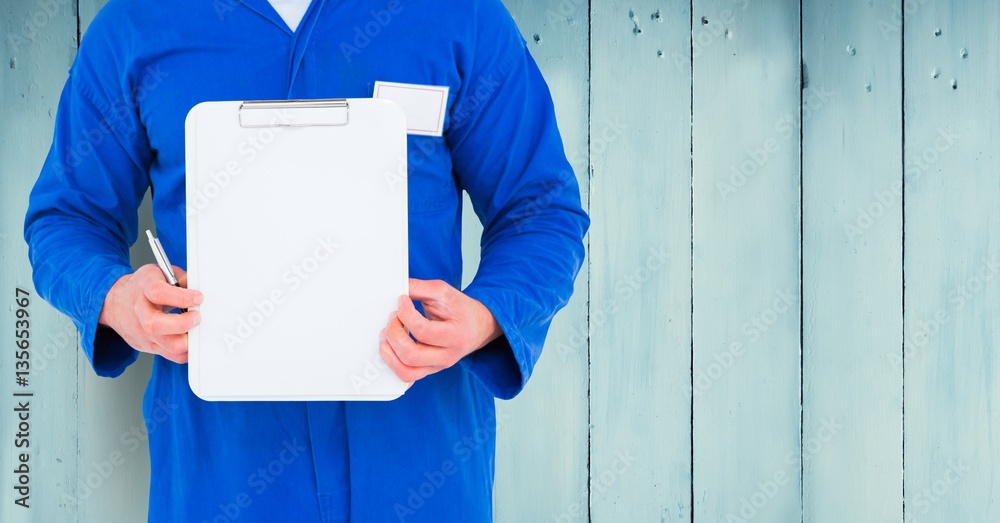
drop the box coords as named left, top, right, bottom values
left=184, top=98, right=410, bottom=401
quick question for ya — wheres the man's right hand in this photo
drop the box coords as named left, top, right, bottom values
left=98, top=264, right=203, bottom=364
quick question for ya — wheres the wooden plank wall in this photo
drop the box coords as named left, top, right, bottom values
left=3, top=0, right=1000, bottom=522
left=1, top=1, right=80, bottom=522
left=590, top=0, right=691, bottom=520
left=480, top=1, right=591, bottom=520
left=75, top=1, right=156, bottom=521
left=691, top=1, right=802, bottom=520
left=903, top=2, right=1000, bottom=521
left=802, top=2, right=903, bottom=521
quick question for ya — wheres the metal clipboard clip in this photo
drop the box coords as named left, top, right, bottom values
left=238, top=99, right=350, bottom=128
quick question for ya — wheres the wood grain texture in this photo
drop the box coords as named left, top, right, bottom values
left=589, top=1, right=692, bottom=520
left=72, top=2, right=156, bottom=522
left=1, top=1, right=81, bottom=521
left=903, top=2, right=1000, bottom=521
left=801, top=2, right=904, bottom=521
left=477, top=1, right=591, bottom=520
left=9, top=0, right=1000, bottom=521
left=480, top=0, right=593, bottom=520
left=691, top=0, right=802, bottom=520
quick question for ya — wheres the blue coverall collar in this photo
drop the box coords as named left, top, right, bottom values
left=237, top=0, right=324, bottom=36
left=235, top=0, right=328, bottom=96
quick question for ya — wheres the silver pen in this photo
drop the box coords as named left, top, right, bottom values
left=146, top=230, right=187, bottom=313
left=146, top=230, right=179, bottom=286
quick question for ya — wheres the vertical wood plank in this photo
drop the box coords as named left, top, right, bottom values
left=77, top=0, right=102, bottom=30
left=72, top=2, right=156, bottom=522
left=904, top=3, right=1000, bottom=521
left=801, top=2, right=903, bottom=520
left=590, top=1, right=692, bottom=520
left=691, top=0, right=802, bottom=520
left=1, top=1, right=80, bottom=521
left=465, top=1, right=591, bottom=520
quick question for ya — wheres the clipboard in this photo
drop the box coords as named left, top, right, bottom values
left=184, top=98, right=410, bottom=401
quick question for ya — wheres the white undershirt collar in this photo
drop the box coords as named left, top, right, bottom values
left=267, top=0, right=313, bottom=32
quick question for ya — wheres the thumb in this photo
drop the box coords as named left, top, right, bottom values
left=408, top=278, right=450, bottom=303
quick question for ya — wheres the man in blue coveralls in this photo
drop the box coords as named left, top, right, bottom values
left=24, top=0, right=588, bottom=520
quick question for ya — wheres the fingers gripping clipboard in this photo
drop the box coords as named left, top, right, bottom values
left=185, top=99, right=410, bottom=401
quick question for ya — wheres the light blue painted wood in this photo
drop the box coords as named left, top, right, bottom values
left=9, top=0, right=1000, bottom=521
left=1, top=2, right=81, bottom=522
left=71, top=2, right=156, bottom=522
left=801, top=2, right=903, bottom=520
left=77, top=0, right=104, bottom=30
left=904, top=3, right=1000, bottom=521
left=692, top=0, right=802, bottom=520
left=76, top=358, right=151, bottom=523
left=589, top=1, right=692, bottom=520
left=481, top=1, right=591, bottom=520
left=479, top=0, right=592, bottom=520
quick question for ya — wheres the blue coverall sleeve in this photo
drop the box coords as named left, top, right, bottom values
left=23, top=32, right=152, bottom=378
left=450, top=1, right=590, bottom=400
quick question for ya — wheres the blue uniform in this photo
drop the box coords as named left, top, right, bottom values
left=24, top=0, right=588, bottom=521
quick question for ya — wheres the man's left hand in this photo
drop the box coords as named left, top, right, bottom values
left=380, top=278, right=502, bottom=383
